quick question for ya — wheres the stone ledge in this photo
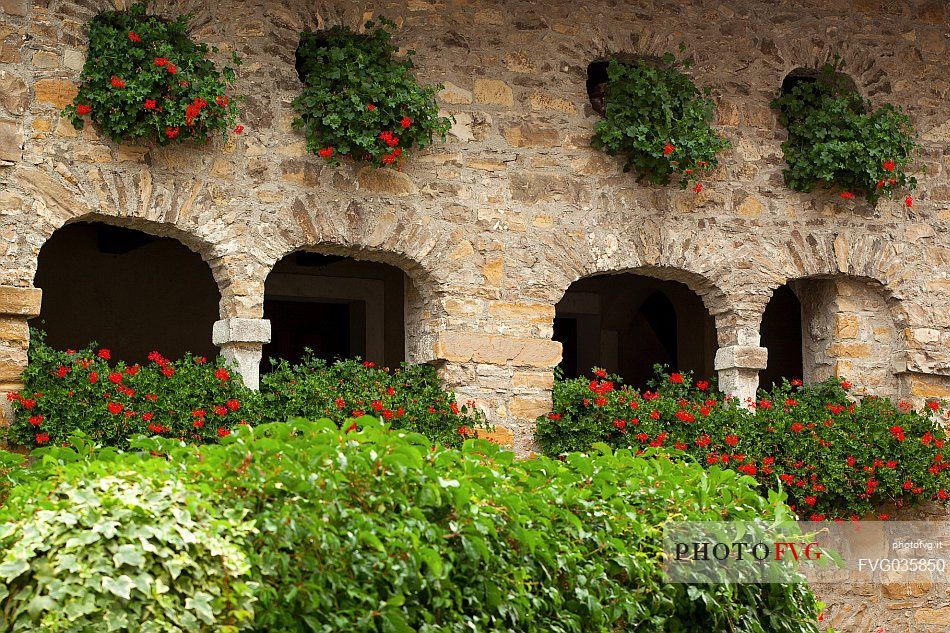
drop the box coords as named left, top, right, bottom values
left=714, top=345, right=768, bottom=371
left=212, top=318, right=272, bottom=345
left=433, top=332, right=561, bottom=368
left=0, top=286, right=41, bottom=317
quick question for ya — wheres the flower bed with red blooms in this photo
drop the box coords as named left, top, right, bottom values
left=5, top=333, right=250, bottom=449
left=64, top=2, right=242, bottom=145
left=4, top=332, right=484, bottom=451
left=292, top=18, right=451, bottom=168
left=536, top=366, right=950, bottom=521
left=257, top=354, right=485, bottom=449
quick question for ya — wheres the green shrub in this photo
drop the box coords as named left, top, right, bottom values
left=257, top=354, right=484, bottom=448
left=3, top=420, right=822, bottom=632
left=293, top=18, right=451, bottom=168
left=5, top=332, right=253, bottom=449
left=5, top=332, right=483, bottom=451
left=537, top=366, right=950, bottom=521
left=0, top=468, right=256, bottom=631
left=771, top=62, right=917, bottom=203
left=64, top=2, right=242, bottom=144
left=591, top=52, right=730, bottom=188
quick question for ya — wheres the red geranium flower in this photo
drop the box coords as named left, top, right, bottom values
left=663, top=142, right=674, bottom=155
left=234, top=124, right=244, bottom=134
left=166, top=127, right=180, bottom=139
left=839, top=191, right=854, bottom=200
left=128, top=31, right=141, bottom=43
left=166, top=64, right=177, bottom=75
left=318, top=146, right=333, bottom=159
left=28, top=415, right=43, bottom=427
left=905, top=195, right=913, bottom=207
left=215, top=368, right=230, bottom=381
left=154, top=57, right=168, bottom=67
left=693, top=183, right=703, bottom=193
left=35, top=433, right=50, bottom=444
left=367, top=104, right=376, bottom=111
left=110, top=76, right=125, bottom=88
left=76, top=104, right=91, bottom=115
left=227, top=399, right=241, bottom=411
left=107, top=401, right=124, bottom=415
left=883, top=159, right=895, bottom=172
left=400, top=116, right=412, bottom=129
left=218, top=427, right=231, bottom=438
left=98, top=348, right=111, bottom=360
left=669, top=372, right=683, bottom=384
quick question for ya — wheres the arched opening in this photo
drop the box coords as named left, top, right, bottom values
left=760, top=285, right=804, bottom=388
left=768, top=277, right=899, bottom=394
left=780, top=67, right=860, bottom=99
left=31, top=222, right=220, bottom=362
left=262, top=252, right=409, bottom=371
left=554, top=273, right=716, bottom=388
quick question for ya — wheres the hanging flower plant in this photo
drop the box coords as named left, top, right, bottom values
left=64, top=2, right=242, bottom=145
left=292, top=18, right=451, bottom=169
left=590, top=51, right=730, bottom=189
left=771, top=62, right=918, bottom=204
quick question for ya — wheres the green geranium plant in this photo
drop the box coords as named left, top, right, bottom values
left=591, top=51, right=730, bottom=189
left=64, top=2, right=242, bottom=145
left=772, top=62, right=918, bottom=204
left=293, top=18, right=451, bottom=169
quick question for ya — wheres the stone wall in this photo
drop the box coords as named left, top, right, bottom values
left=1, top=0, right=949, bottom=629
left=0, top=0, right=948, bottom=441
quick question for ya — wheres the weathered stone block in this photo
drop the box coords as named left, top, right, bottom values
left=834, top=314, right=860, bottom=339
left=357, top=167, right=417, bottom=196
left=827, top=342, right=872, bottom=358
left=438, top=81, right=472, bottom=104
left=212, top=318, right=272, bottom=345
left=487, top=301, right=554, bottom=323
left=714, top=345, right=768, bottom=370
left=0, top=70, right=27, bottom=114
left=502, top=122, right=559, bottom=148
left=433, top=333, right=562, bottom=368
left=33, top=78, right=77, bottom=109
left=915, top=607, right=950, bottom=625
left=473, top=79, right=513, bottom=106
left=508, top=396, right=551, bottom=420
left=475, top=425, right=513, bottom=447
left=0, top=0, right=27, bottom=16
left=509, top=171, right=588, bottom=204
left=0, top=286, right=41, bottom=317
left=529, top=90, right=576, bottom=115
left=0, top=119, right=21, bottom=162
left=31, top=50, right=59, bottom=68
left=512, top=371, right=554, bottom=389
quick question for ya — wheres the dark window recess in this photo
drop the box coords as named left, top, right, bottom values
left=780, top=67, right=859, bottom=97
left=586, top=60, right=610, bottom=115
left=95, top=223, right=159, bottom=255
left=553, top=317, right=579, bottom=379
left=759, top=285, right=804, bottom=388
left=295, top=33, right=330, bottom=84
left=263, top=299, right=354, bottom=367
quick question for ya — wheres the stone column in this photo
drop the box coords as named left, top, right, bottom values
left=0, top=286, right=42, bottom=428
left=212, top=318, right=271, bottom=390
left=715, top=345, right=768, bottom=406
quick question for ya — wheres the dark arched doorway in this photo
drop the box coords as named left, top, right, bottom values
left=554, top=273, right=716, bottom=387
left=32, top=222, right=220, bottom=361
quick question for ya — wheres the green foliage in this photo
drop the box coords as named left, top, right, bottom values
left=0, top=469, right=256, bottom=631
left=2, top=419, right=822, bottom=632
left=292, top=18, right=451, bottom=168
left=537, top=366, right=950, bottom=521
left=64, top=2, right=242, bottom=144
left=771, top=62, right=918, bottom=202
left=5, top=331, right=252, bottom=448
left=591, top=52, right=730, bottom=187
left=4, top=331, right=482, bottom=451
left=258, top=354, right=484, bottom=448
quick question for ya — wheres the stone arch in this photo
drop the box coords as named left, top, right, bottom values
left=770, top=34, right=903, bottom=101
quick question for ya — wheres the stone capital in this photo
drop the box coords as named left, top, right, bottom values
left=212, top=318, right=271, bottom=346
left=714, top=345, right=768, bottom=371
left=0, top=286, right=42, bottom=318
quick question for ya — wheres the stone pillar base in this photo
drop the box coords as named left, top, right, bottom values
left=0, top=286, right=43, bottom=428
left=715, top=345, right=768, bottom=407
left=212, top=318, right=271, bottom=390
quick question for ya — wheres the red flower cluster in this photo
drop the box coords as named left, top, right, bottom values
left=318, top=147, right=334, bottom=160
left=77, top=104, right=91, bottom=116
left=185, top=97, right=208, bottom=126
left=111, top=76, right=125, bottom=88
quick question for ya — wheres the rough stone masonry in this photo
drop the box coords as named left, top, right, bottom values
left=0, top=0, right=948, bottom=629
